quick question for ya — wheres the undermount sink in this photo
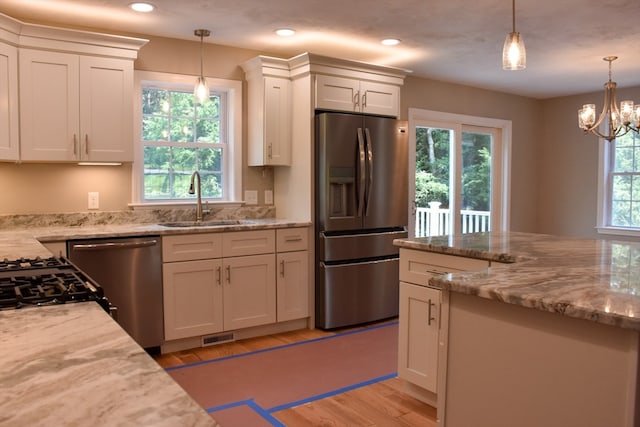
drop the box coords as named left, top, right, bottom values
left=158, top=220, right=248, bottom=228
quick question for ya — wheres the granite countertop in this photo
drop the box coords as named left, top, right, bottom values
left=0, top=303, right=218, bottom=427
left=394, top=231, right=640, bottom=331
left=0, top=218, right=311, bottom=260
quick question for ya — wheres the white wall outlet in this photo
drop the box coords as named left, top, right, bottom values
left=88, top=192, right=99, bottom=210
left=245, top=190, right=258, bottom=205
left=264, top=190, right=273, bottom=205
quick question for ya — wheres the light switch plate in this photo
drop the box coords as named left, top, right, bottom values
left=264, top=190, right=273, bottom=205
left=88, top=192, right=99, bottom=210
left=245, top=190, right=258, bottom=205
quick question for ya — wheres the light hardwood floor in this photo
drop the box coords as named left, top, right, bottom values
left=154, top=323, right=437, bottom=427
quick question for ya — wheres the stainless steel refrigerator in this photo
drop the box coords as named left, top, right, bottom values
left=315, top=112, right=408, bottom=329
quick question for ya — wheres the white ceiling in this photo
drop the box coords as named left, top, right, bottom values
left=2, top=0, right=639, bottom=99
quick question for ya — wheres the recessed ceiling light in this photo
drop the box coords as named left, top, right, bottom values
left=129, top=2, right=155, bottom=12
left=275, top=28, right=296, bottom=37
left=381, top=38, right=400, bottom=46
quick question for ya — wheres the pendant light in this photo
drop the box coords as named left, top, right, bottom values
left=502, top=0, right=526, bottom=70
left=194, top=29, right=211, bottom=104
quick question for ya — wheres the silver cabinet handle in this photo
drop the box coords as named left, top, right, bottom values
left=85, top=134, right=89, bottom=157
left=225, top=265, right=231, bottom=284
left=354, top=90, right=360, bottom=109
left=362, top=92, right=367, bottom=109
left=216, top=266, right=221, bottom=285
left=73, top=134, right=78, bottom=158
left=284, top=236, right=302, bottom=242
left=280, top=259, right=285, bottom=277
left=268, top=143, right=272, bottom=160
left=71, top=240, right=158, bottom=250
left=427, top=298, right=436, bottom=326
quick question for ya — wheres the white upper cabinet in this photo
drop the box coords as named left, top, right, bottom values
left=315, top=74, right=400, bottom=117
left=0, top=41, right=19, bottom=161
left=242, top=56, right=292, bottom=166
left=20, top=51, right=134, bottom=162
left=0, top=14, right=147, bottom=163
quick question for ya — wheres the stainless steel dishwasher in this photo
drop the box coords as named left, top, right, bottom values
left=67, top=236, right=163, bottom=350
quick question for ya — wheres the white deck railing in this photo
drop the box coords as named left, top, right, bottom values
left=415, top=202, right=490, bottom=237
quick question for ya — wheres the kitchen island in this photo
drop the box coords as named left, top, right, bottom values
left=0, top=302, right=218, bottom=426
left=395, top=232, right=640, bottom=427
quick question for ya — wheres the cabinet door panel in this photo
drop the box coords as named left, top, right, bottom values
left=162, top=233, right=223, bottom=262
left=263, top=76, right=291, bottom=165
left=0, top=43, right=18, bottom=161
left=361, top=81, right=399, bottom=117
left=398, top=281, right=439, bottom=392
left=277, top=251, right=309, bottom=322
left=224, top=254, right=276, bottom=330
left=19, top=49, right=79, bottom=161
left=315, top=74, right=358, bottom=112
left=79, top=56, right=133, bottom=162
left=163, top=259, right=223, bottom=340
left=222, top=230, right=275, bottom=257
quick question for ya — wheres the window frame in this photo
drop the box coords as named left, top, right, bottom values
left=597, top=133, right=640, bottom=237
left=131, top=70, right=242, bottom=207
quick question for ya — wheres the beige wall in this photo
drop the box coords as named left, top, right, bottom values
left=539, top=85, right=640, bottom=238
left=401, top=76, right=542, bottom=233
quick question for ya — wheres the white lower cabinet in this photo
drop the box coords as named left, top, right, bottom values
left=275, top=228, right=309, bottom=322
left=162, top=230, right=276, bottom=341
left=223, top=253, right=276, bottom=330
left=398, top=282, right=440, bottom=393
left=163, top=259, right=224, bottom=340
left=398, top=248, right=489, bottom=401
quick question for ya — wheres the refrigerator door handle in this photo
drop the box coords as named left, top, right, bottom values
left=357, top=127, right=366, bottom=217
left=364, top=127, right=374, bottom=216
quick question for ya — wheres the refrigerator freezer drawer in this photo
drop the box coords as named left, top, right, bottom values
left=319, top=229, right=408, bottom=262
left=316, top=257, right=400, bottom=329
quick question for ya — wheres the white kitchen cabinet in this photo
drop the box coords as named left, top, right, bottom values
left=223, top=254, right=276, bottom=330
left=399, top=282, right=440, bottom=392
left=315, top=74, right=400, bottom=117
left=242, top=56, right=292, bottom=166
left=163, top=258, right=224, bottom=340
left=162, top=230, right=277, bottom=341
left=398, top=248, right=489, bottom=401
left=275, top=228, right=309, bottom=322
left=0, top=42, right=19, bottom=161
left=19, top=49, right=133, bottom=162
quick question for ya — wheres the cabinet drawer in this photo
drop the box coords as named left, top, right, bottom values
left=399, top=248, right=488, bottom=286
left=162, top=233, right=223, bottom=262
left=223, top=229, right=275, bottom=257
left=276, top=228, right=308, bottom=252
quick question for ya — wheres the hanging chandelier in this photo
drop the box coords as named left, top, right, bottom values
left=193, top=29, right=211, bottom=104
left=502, top=0, right=526, bottom=70
left=578, top=56, right=640, bottom=142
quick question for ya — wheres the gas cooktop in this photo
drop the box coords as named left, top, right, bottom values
left=0, top=256, right=110, bottom=312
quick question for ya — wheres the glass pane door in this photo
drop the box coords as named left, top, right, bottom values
left=461, top=128, right=493, bottom=233
left=411, top=123, right=497, bottom=237
left=414, top=126, right=453, bottom=237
